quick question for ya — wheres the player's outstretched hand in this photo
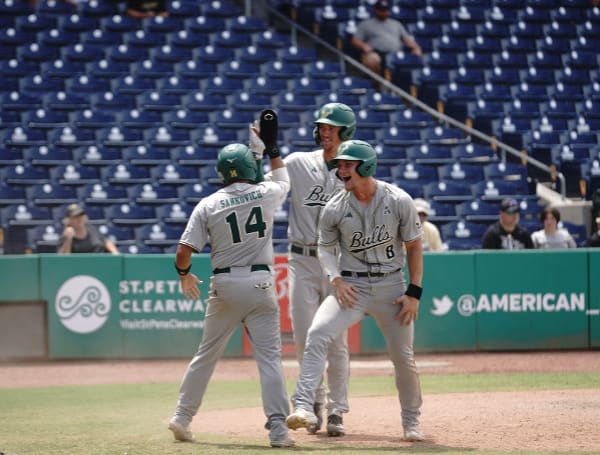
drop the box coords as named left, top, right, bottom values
left=180, top=273, right=203, bottom=299
left=249, top=120, right=265, bottom=160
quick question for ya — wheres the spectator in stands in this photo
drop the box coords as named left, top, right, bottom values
left=414, top=198, right=443, bottom=251
left=350, top=0, right=422, bottom=77
left=531, top=207, right=576, bottom=249
left=57, top=204, right=119, bottom=254
left=586, top=216, right=600, bottom=247
left=126, top=0, right=168, bottom=19
left=481, top=198, right=533, bottom=250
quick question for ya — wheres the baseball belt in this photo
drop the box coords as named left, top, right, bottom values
left=213, top=264, right=270, bottom=274
left=341, top=269, right=401, bottom=278
left=290, top=244, right=317, bottom=257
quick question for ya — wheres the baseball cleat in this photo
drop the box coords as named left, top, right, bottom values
left=403, top=426, right=425, bottom=442
left=307, top=402, right=323, bottom=434
left=269, top=419, right=296, bottom=448
left=285, top=408, right=318, bottom=431
left=326, top=414, right=345, bottom=437
left=270, top=435, right=296, bottom=448
left=168, top=418, right=194, bottom=442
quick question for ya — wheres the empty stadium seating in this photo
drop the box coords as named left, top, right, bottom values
left=1, top=0, right=596, bottom=253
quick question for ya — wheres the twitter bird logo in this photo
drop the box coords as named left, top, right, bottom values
left=432, top=295, right=454, bottom=316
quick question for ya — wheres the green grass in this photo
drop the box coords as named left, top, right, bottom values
left=0, top=372, right=595, bottom=455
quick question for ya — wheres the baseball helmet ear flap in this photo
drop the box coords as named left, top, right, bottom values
left=332, top=140, right=378, bottom=177
left=313, top=103, right=356, bottom=145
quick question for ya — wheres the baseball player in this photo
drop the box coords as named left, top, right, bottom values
left=261, top=103, right=355, bottom=436
left=168, top=111, right=294, bottom=448
left=285, top=140, right=426, bottom=442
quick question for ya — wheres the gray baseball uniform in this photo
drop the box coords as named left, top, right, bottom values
left=280, top=149, right=350, bottom=416
left=293, top=180, right=424, bottom=429
left=172, top=168, right=291, bottom=428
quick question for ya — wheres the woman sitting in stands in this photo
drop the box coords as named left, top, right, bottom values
left=531, top=206, right=577, bottom=249
left=57, top=204, right=118, bottom=254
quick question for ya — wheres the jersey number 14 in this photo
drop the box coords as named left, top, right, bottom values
left=225, top=207, right=266, bottom=243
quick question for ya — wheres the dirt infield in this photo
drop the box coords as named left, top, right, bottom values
left=1, top=350, right=599, bottom=452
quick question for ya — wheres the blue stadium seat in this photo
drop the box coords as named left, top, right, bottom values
left=230, top=91, right=272, bottom=112
left=151, top=164, right=200, bottom=185
left=144, top=15, right=184, bottom=33
left=220, top=59, right=261, bottom=81
left=1, top=204, right=53, bottom=228
left=242, top=74, right=285, bottom=97
left=471, top=179, right=529, bottom=201
left=97, top=224, right=135, bottom=247
left=139, top=91, right=183, bottom=112
left=80, top=183, right=129, bottom=205
left=438, top=162, right=485, bottom=183
left=23, top=145, right=73, bottom=167
left=455, top=199, right=499, bottom=222
left=185, top=15, right=226, bottom=34
left=118, top=109, right=162, bottom=129
left=71, top=108, right=117, bottom=130
left=0, top=183, right=26, bottom=206
left=193, top=44, right=235, bottom=65
left=483, top=161, right=528, bottom=183
left=164, top=109, right=210, bottom=129
left=102, top=163, right=153, bottom=185
left=100, top=15, right=140, bottom=33
left=200, top=0, right=240, bottom=18
left=174, top=59, right=216, bottom=79
left=212, top=108, right=255, bottom=131
left=106, top=204, right=159, bottom=226
left=135, top=222, right=183, bottom=248
left=167, top=29, right=208, bottom=49
left=179, top=182, right=222, bottom=203
left=2, top=164, right=49, bottom=186
left=50, top=126, right=96, bottom=148
left=28, top=183, right=78, bottom=207
left=146, top=126, right=192, bottom=147
left=24, top=109, right=69, bottom=129
left=171, top=145, right=217, bottom=167
left=441, top=220, right=487, bottom=242
left=406, top=144, right=454, bottom=165
left=423, top=180, right=473, bottom=202
left=73, top=145, right=122, bottom=167
left=122, top=145, right=172, bottom=166
left=202, top=74, right=245, bottom=96
left=30, top=223, right=63, bottom=253
left=132, top=59, right=174, bottom=80
left=183, top=91, right=228, bottom=112
left=129, top=183, right=180, bottom=205
left=155, top=202, right=193, bottom=225
left=237, top=45, right=278, bottom=66
left=52, top=163, right=100, bottom=186
left=391, top=162, right=437, bottom=182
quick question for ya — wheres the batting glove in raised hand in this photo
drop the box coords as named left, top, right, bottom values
left=248, top=119, right=265, bottom=160
left=259, top=109, right=280, bottom=158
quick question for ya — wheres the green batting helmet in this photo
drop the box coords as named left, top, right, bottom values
left=333, top=140, right=377, bottom=177
left=216, top=143, right=257, bottom=184
left=313, top=102, right=356, bottom=144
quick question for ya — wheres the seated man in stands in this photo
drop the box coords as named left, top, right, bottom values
left=351, top=0, right=422, bottom=76
left=481, top=198, right=533, bottom=250
left=57, top=204, right=119, bottom=254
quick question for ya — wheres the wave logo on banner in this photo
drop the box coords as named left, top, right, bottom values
left=55, top=275, right=111, bottom=334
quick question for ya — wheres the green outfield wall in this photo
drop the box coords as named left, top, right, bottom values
left=0, top=250, right=598, bottom=359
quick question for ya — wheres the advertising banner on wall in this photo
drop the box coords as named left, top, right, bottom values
left=41, top=254, right=243, bottom=359
left=474, top=250, right=589, bottom=350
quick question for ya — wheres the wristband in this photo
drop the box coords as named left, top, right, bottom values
left=405, top=283, right=422, bottom=300
left=265, top=145, right=281, bottom=159
left=175, top=262, right=191, bottom=276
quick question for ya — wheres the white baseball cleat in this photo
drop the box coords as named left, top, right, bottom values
left=403, top=425, right=425, bottom=442
left=285, top=408, right=318, bottom=431
left=168, top=418, right=194, bottom=442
